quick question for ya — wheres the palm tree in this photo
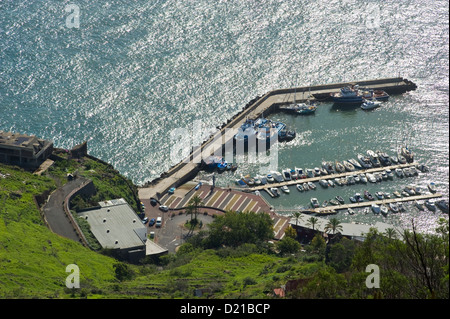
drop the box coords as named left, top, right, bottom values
left=384, top=227, right=397, bottom=240
left=306, top=216, right=319, bottom=231
left=324, top=217, right=343, bottom=235
left=188, top=195, right=203, bottom=221
left=291, top=211, right=303, bottom=227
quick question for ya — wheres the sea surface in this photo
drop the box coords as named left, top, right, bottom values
left=1, top=0, right=448, bottom=233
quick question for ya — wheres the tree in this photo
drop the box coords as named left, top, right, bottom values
left=277, top=237, right=301, bottom=255
left=384, top=227, right=397, bottom=240
left=185, top=195, right=203, bottom=236
left=306, top=216, right=319, bottom=231
left=324, top=218, right=343, bottom=236
left=204, top=211, right=273, bottom=248
left=291, top=211, right=303, bottom=227
left=284, top=225, right=297, bottom=239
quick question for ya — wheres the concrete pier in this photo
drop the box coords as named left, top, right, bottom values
left=138, top=77, right=417, bottom=202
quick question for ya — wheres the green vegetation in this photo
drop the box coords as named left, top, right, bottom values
left=0, top=158, right=448, bottom=299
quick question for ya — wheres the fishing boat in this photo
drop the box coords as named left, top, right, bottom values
left=371, top=204, right=381, bottom=214
left=310, top=198, right=320, bottom=208
left=336, top=196, right=345, bottom=204
left=435, top=200, right=449, bottom=214
left=308, top=181, right=316, bottom=190
left=424, top=200, right=436, bottom=212
left=428, top=182, right=437, bottom=193
left=343, top=160, right=355, bottom=172
left=234, top=118, right=257, bottom=146
left=360, top=99, right=382, bottom=110
left=389, top=202, right=399, bottom=213
left=348, top=158, right=363, bottom=170
left=322, top=161, right=335, bottom=174
left=330, top=86, right=364, bottom=105
left=414, top=200, right=424, bottom=211
left=296, top=184, right=304, bottom=192
left=270, top=187, right=280, bottom=197
left=281, top=185, right=290, bottom=194
left=357, top=153, right=373, bottom=169
left=401, top=146, right=414, bottom=163
left=335, top=161, right=345, bottom=173
left=380, top=204, right=389, bottom=216
left=296, top=104, right=317, bottom=115
left=361, top=88, right=390, bottom=101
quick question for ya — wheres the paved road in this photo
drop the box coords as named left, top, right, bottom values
left=42, top=177, right=88, bottom=243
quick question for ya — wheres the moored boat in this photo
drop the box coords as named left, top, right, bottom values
left=380, top=204, right=389, bottom=216
left=414, top=200, right=424, bottom=211
left=371, top=204, right=381, bottom=214
left=336, top=196, right=345, bottom=204
left=401, top=146, right=414, bottom=163
left=435, top=200, right=449, bottom=214
left=348, top=158, right=363, bottom=170
left=310, top=197, right=320, bottom=208
left=308, top=181, right=316, bottom=190
left=361, top=99, right=382, bottom=110
left=428, top=182, right=437, bottom=193
left=281, top=185, right=290, bottom=194
left=270, top=187, right=280, bottom=197
left=425, top=200, right=436, bottom=212
left=296, top=184, right=304, bottom=192
left=389, top=202, right=399, bottom=213
left=335, top=161, right=345, bottom=173
left=330, top=85, right=364, bottom=105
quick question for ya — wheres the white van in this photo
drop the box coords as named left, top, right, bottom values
left=155, top=217, right=162, bottom=228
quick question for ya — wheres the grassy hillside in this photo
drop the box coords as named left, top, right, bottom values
left=0, top=161, right=128, bottom=298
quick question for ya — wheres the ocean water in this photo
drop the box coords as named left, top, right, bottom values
left=1, top=0, right=448, bottom=232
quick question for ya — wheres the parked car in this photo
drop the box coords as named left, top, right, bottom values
left=159, top=205, right=169, bottom=212
left=142, top=217, right=149, bottom=224
left=149, top=218, right=156, bottom=226
left=156, top=217, right=162, bottom=228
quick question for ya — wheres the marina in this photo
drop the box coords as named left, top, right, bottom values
left=138, top=77, right=418, bottom=202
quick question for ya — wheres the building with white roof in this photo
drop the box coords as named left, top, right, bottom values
left=78, top=198, right=167, bottom=262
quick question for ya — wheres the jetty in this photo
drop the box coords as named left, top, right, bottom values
left=247, top=162, right=420, bottom=194
left=138, top=77, right=417, bottom=202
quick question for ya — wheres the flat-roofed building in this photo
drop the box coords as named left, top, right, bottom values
left=78, top=198, right=167, bottom=263
left=0, top=131, right=53, bottom=169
